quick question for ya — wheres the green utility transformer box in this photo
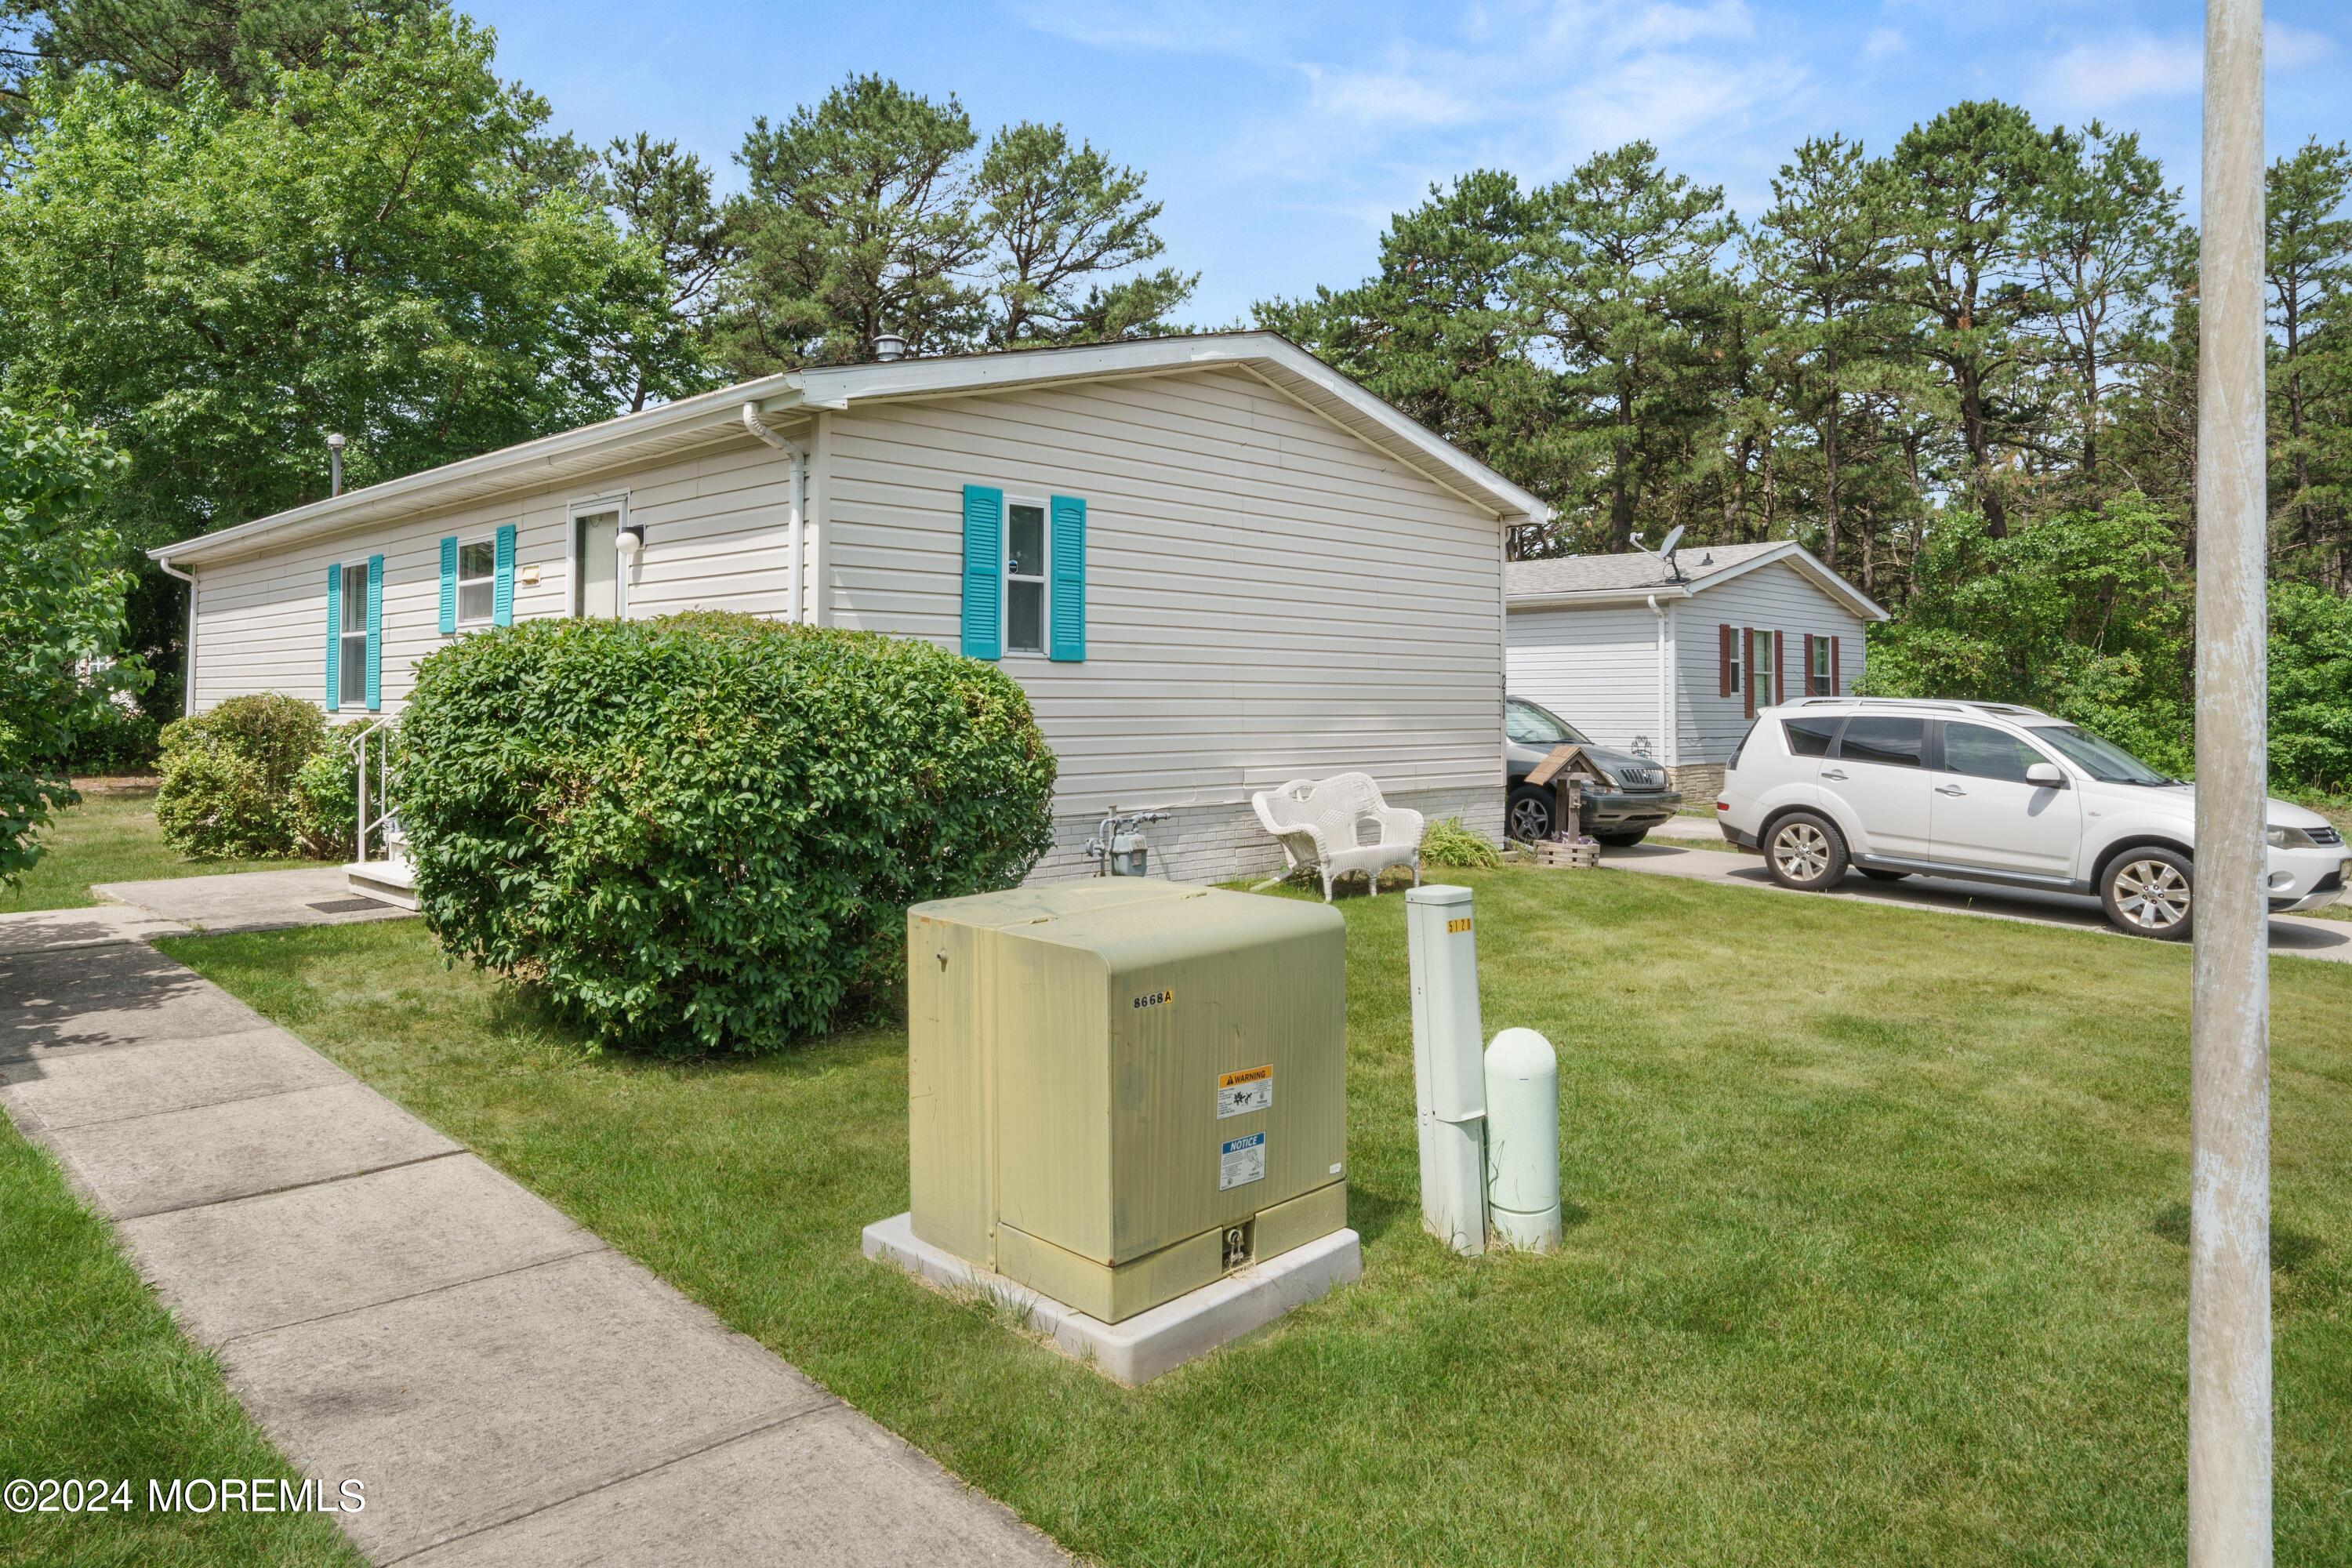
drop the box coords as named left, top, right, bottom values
left=907, top=882, right=1348, bottom=1323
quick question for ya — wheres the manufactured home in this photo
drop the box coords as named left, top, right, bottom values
left=1504, top=542, right=1889, bottom=800
left=153, top=333, right=1543, bottom=884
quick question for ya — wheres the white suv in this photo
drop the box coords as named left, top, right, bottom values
left=1716, top=697, right=2348, bottom=939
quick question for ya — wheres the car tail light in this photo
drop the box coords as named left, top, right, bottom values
left=1715, top=801, right=1730, bottom=812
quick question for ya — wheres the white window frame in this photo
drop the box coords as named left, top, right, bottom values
left=1810, top=634, right=1833, bottom=695
left=454, top=533, right=497, bottom=628
left=1000, top=493, right=1051, bottom=658
left=338, top=561, right=369, bottom=707
left=1749, top=627, right=1776, bottom=712
left=567, top=492, right=631, bottom=619
left=1728, top=630, right=1744, bottom=695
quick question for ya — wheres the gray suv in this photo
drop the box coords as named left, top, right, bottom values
left=1505, top=696, right=1682, bottom=845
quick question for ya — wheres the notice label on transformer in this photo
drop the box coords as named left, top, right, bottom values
left=1215, top=1065, right=1272, bottom=1119
left=1219, top=1132, right=1266, bottom=1191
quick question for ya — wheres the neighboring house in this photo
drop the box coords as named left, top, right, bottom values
left=153, top=332, right=1544, bottom=884
left=1504, top=541, right=1889, bottom=800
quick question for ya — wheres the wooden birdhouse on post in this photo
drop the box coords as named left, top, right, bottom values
left=1520, top=743, right=1608, bottom=867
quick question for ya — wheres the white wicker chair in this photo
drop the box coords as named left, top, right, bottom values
left=1250, top=772, right=1425, bottom=902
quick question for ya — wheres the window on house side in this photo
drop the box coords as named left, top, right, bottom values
left=1005, top=500, right=1047, bottom=655
left=456, top=538, right=495, bottom=624
left=1811, top=636, right=1833, bottom=695
left=339, top=562, right=368, bottom=706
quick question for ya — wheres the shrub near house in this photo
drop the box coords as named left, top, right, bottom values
left=155, top=693, right=355, bottom=860
left=394, top=612, right=1057, bottom=1057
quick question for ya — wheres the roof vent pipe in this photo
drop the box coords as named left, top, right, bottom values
left=326, top=432, right=346, bottom=497
left=871, top=331, right=908, bottom=362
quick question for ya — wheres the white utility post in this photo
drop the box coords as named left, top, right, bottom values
left=2192, top=3, right=2273, bottom=1565
left=1405, top=885, right=1487, bottom=1255
left=1483, top=1029, right=1561, bottom=1253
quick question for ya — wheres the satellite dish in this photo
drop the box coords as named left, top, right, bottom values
left=1657, top=525, right=1685, bottom=559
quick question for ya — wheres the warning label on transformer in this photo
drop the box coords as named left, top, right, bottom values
left=1215, top=1065, right=1273, bottom=1119
left=1219, top=1132, right=1266, bottom=1191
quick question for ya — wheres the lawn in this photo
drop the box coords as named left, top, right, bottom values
left=158, top=868, right=2352, bottom=1566
left=0, top=1128, right=365, bottom=1568
left=0, top=792, right=321, bottom=916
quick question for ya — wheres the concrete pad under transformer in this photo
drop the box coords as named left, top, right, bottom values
left=862, top=1211, right=1360, bottom=1385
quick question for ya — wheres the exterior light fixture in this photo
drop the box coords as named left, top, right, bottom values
left=615, top=521, right=645, bottom=561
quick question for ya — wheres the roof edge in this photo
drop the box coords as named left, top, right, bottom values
left=154, top=332, right=1548, bottom=568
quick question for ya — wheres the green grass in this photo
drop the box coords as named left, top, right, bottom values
left=0, top=794, right=321, bottom=916
left=158, top=869, right=2352, bottom=1566
left=0, top=1128, right=365, bottom=1568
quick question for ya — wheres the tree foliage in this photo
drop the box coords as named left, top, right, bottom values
left=0, top=405, right=135, bottom=886
left=713, top=72, right=1193, bottom=372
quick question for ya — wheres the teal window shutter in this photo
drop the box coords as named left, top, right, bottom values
left=1048, top=495, right=1086, bottom=662
left=439, top=536, right=458, bottom=634
left=365, top=554, right=384, bottom=712
left=492, top=523, right=516, bottom=626
left=324, top=563, right=343, bottom=712
left=960, top=485, right=1003, bottom=659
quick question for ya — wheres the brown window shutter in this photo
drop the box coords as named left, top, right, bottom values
left=1774, top=630, right=1785, bottom=704
left=1719, top=623, right=1733, bottom=697
left=1803, top=633, right=1817, bottom=695
left=1831, top=636, right=1842, bottom=695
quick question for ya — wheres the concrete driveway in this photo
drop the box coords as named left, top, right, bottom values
left=1611, top=829, right=2352, bottom=966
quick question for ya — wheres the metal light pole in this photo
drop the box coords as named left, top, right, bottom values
left=2191, top=3, right=2271, bottom=1564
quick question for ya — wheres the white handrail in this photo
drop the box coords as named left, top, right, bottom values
left=345, top=719, right=398, bottom=863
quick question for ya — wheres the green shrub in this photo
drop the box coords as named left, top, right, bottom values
left=155, top=694, right=329, bottom=858
left=1421, top=815, right=1502, bottom=869
left=50, top=701, right=162, bottom=774
left=394, top=612, right=1058, bottom=1056
left=290, top=745, right=360, bottom=860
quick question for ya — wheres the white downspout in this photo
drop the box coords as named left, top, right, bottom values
left=741, top=402, right=808, bottom=623
left=158, top=558, right=198, bottom=714
left=1646, top=594, right=1669, bottom=770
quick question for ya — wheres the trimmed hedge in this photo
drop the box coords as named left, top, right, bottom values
left=394, top=612, right=1058, bottom=1056
left=156, top=694, right=338, bottom=859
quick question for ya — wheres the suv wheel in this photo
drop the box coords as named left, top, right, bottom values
left=2102, top=848, right=2194, bottom=941
left=1506, top=786, right=1555, bottom=842
left=1764, top=811, right=1849, bottom=891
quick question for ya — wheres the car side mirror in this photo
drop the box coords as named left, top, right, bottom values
left=2024, top=762, right=2066, bottom=789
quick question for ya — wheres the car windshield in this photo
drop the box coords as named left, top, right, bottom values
left=1506, top=699, right=1591, bottom=747
left=2030, top=724, right=2176, bottom=785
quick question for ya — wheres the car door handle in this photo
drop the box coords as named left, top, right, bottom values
left=1821, top=769, right=1847, bottom=780
left=1935, top=785, right=1966, bottom=797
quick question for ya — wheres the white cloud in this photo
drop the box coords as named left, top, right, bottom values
left=2038, top=32, right=2200, bottom=111
left=2267, top=21, right=2337, bottom=72
left=1006, top=0, right=1302, bottom=58
left=1861, top=27, right=1906, bottom=64
left=2037, top=20, right=2339, bottom=114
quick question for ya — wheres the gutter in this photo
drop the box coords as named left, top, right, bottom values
left=1646, top=594, right=1671, bottom=769
left=157, top=558, right=197, bottom=714
left=740, top=403, right=809, bottom=623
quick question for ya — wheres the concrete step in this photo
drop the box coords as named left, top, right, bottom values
left=347, top=858, right=419, bottom=912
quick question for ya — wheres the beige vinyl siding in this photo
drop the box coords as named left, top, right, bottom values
left=189, top=437, right=801, bottom=717
left=1673, top=561, right=1870, bottom=762
left=1505, top=604, right=1666, bottom=760
left=820, top=367, right=1505, bottom=822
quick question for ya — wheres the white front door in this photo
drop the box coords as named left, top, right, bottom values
left=575, top=510, right=621, bottom=619
left=1929, top=721, right=2082, bottom=877
left=1820, top=714, right=1933, bottom=858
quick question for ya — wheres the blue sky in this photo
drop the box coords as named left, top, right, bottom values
left=475, top=0, right=2352, bottom=325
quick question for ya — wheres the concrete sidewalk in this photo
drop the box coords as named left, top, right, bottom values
left=0, top=894, right=1065, bottom=1566
left=1599, top=840, right=2352, bottom=965
left=93, top=865, right=416, bottom=935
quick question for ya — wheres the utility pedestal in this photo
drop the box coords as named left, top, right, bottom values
left=1406, top=885, right=1486, bottom=1254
